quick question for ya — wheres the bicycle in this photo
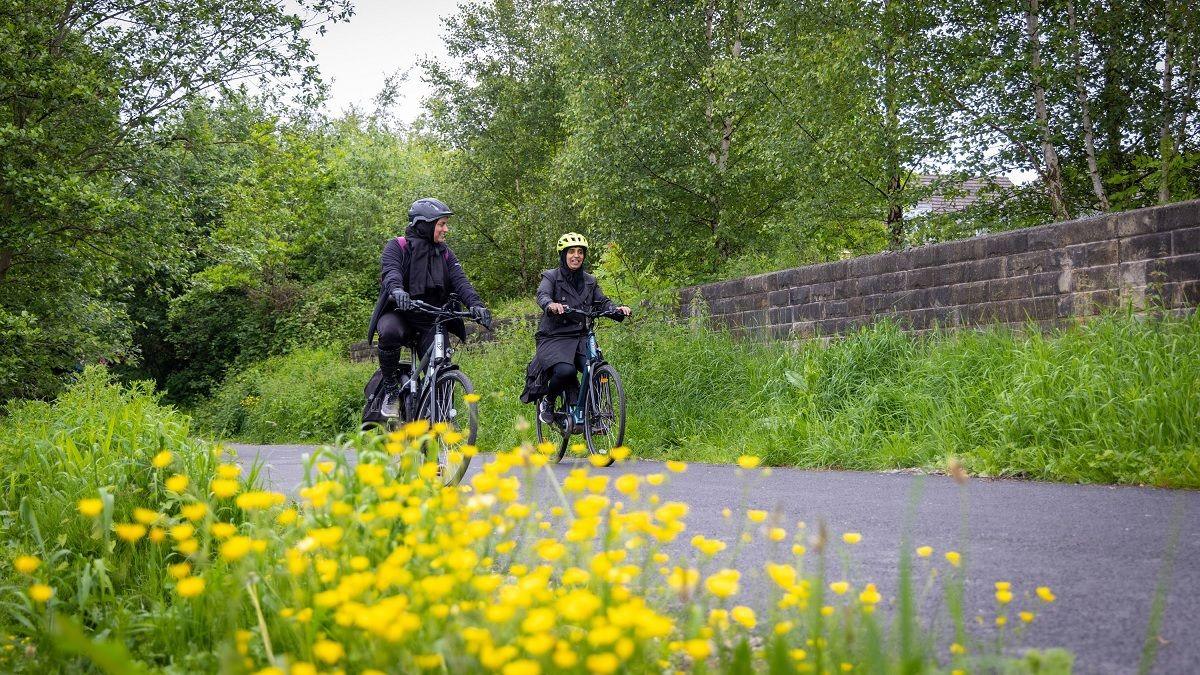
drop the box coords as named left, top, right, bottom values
left=386, top=296, right=485, bottom=486
left=535, top=305, right=627, bottom=466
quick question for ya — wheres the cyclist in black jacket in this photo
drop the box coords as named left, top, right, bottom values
left=367, top=198, right=491, bottom=417
left=521, top=232, right=630, bottom=423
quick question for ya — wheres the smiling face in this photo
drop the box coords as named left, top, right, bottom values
left=433, top=217, right=450, bottom=244
left=565, top=246, right=585, bottom=270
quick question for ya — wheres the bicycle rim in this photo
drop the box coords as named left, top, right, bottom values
left=431, top=370, right=477, bottom=486
left=584, top=364, right=625, bottom=466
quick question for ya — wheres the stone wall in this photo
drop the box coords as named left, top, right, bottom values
left=679, top=200, right=1200, bottom=339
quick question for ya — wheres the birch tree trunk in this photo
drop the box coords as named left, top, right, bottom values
left=1026, top=0, right=1071, bottom=220
left=1068, top=0, right=1110, bottom=210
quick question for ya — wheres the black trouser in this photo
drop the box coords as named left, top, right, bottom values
left=544, top=353, right=588, bottom=405
left=376, top=311, right=436, bottom=383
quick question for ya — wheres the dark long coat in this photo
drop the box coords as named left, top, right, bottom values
left=520, top=267, right=623, bottom=403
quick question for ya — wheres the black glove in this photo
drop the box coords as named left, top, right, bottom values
left=471, top=305, right=492, bottom=328
left=391, top=288, right=412, bottom=311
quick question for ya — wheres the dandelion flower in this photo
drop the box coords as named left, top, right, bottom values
left=181, top=503, right=207, bottom=521
left=210, top=478, right=238, bottom=498
left=646, top=473, right=665, bottom=486
left=165, top=474, right=188, bottom=493
left=176, top=576, right=205, bottom=598
left=170, top=523, right=195, bottom=541
left=168, top=562, right=191, bottom=579
left=464, top=393, right=481, bottom=404
left=29, top=583, right=54, bottom=603
left=683, top=639, right=712, bottom=660
left=14, top=555, right=40, bottom=574
left=665, top=461, right=687, bottom=473
left=737, top=455, right=761, bottom=469
left=211, top=522, right=237, bottom=539
left=176, top=538, right=199, bottom=555
left=312, top=639, right=344, bottom=665
left=829, top=581, right=850, bottom=595
left=916, top=546, right=933, bottom=558
left=220, top=536, right=253, bottom=561
left=995, top=615, right=1008, bottom=627
left=133, top=508, right=160, bottom=525
left=78, top=498, right=103, bottom=518
left=1036, top=586, right=1056, bottom=603
left=114, top=523, right=147, bottom=542
left=995, top=589, right=1013, bottom=604
left=768, top=527, right=787, bottom=542
left=842, top=532, right=862, bottom=544
left=747, top=509, right=768, bottom=523
left=151, top=451, right=173, bottom=468
left=945, top=551, right=962, bottom=567
left=1020, top=611, right=1035, bottom=623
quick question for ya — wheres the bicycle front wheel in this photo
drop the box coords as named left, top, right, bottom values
left=535, top=395, right=571, bottom=464
left=430, top=369, right=478, bottom=486
left=583, top=364, right=625, bottom=466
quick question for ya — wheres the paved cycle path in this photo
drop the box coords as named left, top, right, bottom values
left=233, top=444, right=1199, bottom=674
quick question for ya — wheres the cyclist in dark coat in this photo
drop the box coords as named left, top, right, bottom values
left=521, top=232, right=630, bottom=423
left=367, top=198, right=491, bottom=417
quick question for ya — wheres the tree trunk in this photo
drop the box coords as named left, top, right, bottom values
left=1158, top=0, right=1176, bottom=205
left=1176, top=37, right=1198, bottom=146
left=883, top=0, right=905, bottom=248
left=1026, top=0, right=1071, bottom=220
left=1068, top=0, right=1110, bottom=210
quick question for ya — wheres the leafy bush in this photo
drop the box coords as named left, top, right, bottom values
left=0, top=378, right=1069, bottom=672
left=197, top=311, right=1200, bottom=488
left=193, top=348, right=375, bottom=443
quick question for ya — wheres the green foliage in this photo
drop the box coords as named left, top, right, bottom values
left=193, top=349, right=374, bottom=443
left=0, top=368, right=253, bottom=671
left=205, top=312, right=1200, bottom=488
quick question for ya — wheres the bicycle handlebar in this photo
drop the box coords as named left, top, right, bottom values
left=410, top=299, right=485, bottom=325
left=561, top=306, right=628, bottom=320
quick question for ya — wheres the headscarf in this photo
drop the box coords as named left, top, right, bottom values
left=558, top=247, right=586, bottom=292
left=403, top=218, right=447, bottom=298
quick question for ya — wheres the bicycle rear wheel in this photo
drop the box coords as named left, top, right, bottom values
left=430, top=369, right=478, bottom=486
left=583, top=364, right=625, bottom=466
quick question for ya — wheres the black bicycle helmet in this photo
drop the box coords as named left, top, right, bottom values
left=408, top=197, right=454, bottom=225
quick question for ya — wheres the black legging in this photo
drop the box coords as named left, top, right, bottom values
left=377, top=311, right=436, bottom=381
left=545, top=354, right=588, bottom=403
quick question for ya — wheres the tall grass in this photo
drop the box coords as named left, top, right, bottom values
left=198, top=311, right=1200, bottom=488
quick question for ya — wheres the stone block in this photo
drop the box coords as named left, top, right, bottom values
left=949, top=280, right=989, bottom=306
left=984, top=230, right=1028, bottom=257
left=964, top=257, right=1006, bottom=282
left=1031, top=270, right=1062, bottom=296
left=1072, top=264, right=1119, bottom=291
left=823, top=299, right=850, bottom=319
left=807, top=281, right=839, bottom=302
left=1065, top=240, right=1119, bottom=267
left=768, top=289, right=790, bottom=306
left=790, top=285, right=812, bottom=305
left=987, top=276, right=1033, bottom=301
left=795, top=302, right=823, bottom=320
left=909, top=263, right=964, bottom=289
left=1060, top=213, right=1118, bottom=245
left=1164, top=253, right=1200, bottom=281
left=1119, top=232, right=1173, bottom=262
left=790, top=320, right=818, bottom=338
left=1007, top=249, right=1061, bottom=276
left=1173, top=227, right=1200, bottom=255
left=769, top=306, right=794, bottom=325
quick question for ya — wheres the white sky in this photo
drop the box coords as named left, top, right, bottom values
left=307, top=0, right=464, bottom=122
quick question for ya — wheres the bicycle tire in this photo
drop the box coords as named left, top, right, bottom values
left=426, top=369, right=477, bottom=486
left=535, top=395, right=571, bottom=463
left=583, top=364, right=625, bottom=466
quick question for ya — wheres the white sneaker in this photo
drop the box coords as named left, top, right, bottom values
left=380, top=389, right=400, bottom=418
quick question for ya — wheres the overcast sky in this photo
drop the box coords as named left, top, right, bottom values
left=307, top=0, right=463, bottom=122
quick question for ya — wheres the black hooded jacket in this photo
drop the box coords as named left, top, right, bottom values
left=365, top=234, right=483, bottom=345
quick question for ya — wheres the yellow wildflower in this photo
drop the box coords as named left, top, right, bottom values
left=29, top=584, right=54, bottom=603
left=210, top=522, right=237, bottom=539
left=945, top=551, right=961, bottom=567
left=181, top=503, right=207, bottom=521
left=312, top=639, right=344, bottom=665
left=665, top=461, right=687, bottom=473
left=1036, top=586, right=1056, bottom=603
left=916, top=545, right=933, bottom=558
left=78, top=498, right=103, bottom=518
left=705, top=569, right=740, bottom=598
left=151, top=450, right=172, bottom=468
left=210, top=478, right=238, bottom=498
left=14, top=555, right=40, bottom=574
left=1020, top=611, right=1035, bottom=623
left=829, top=581, right=850, bottom=595
left=133, top=508, right=160, bottom=525
left=731, top=605, right=756, bottom=629
left=165, top=474, right=188, bottom=493
left=169, top=523, right=195, bottom=541
left=842, top=532, right=862, bottom=544
left=737, top=455, right=761, bottom=469
left=747, top=509, right=767, bottom=523
left=168, top=562, right=191, bottom=579
left=683, top=639, right=711, bottom=660
left=114, top=523, right=147, bottom=542
left=176, top=576, right=205, bottom=598
left=220, top=536, right=253, bottom=561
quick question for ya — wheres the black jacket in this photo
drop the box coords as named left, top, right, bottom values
left=520, top=267, right=624, bottom=403
left=366, top=237, right=483, bottom=345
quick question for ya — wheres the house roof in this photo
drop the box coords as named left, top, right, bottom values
left=910, top=175, right=1014, bottom=215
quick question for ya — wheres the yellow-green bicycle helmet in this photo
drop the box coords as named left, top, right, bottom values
left=556, top=232, right=589, bottom=253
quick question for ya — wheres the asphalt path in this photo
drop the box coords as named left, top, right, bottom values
left=233, top=444, right=1199, bottom=674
